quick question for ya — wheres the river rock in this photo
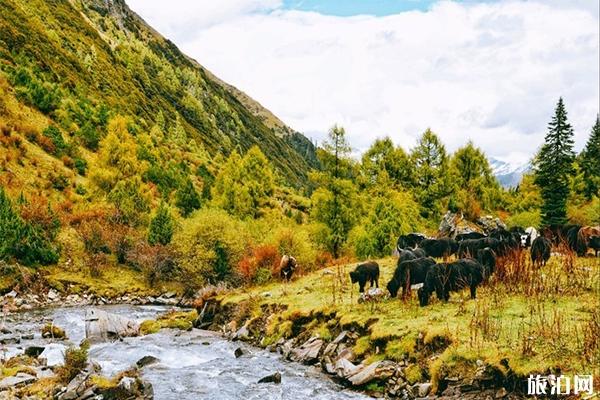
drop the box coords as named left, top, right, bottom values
left=118, top=376, right=136, bottom=392
left=332, top=331, right=348, bottom=344
left=25, top=346, right=45, bottom=358
left=0, top=373, right=37, bottom=390
left=233, top=325, right=250, bottom=341
left=348, top=361, right=397, bottom=386
left=290, top=337, right=323, bottom=364
left=84, top=309, right=139, bottom=343
left=335, top=358, right=361, bottom=379
left=39, top=343, right=67, bottom=367
left=258, top=372, right=281, bottom=384
left=0, top=334, right=20, bottom=345
left=136, top=355, right=160, bottom=368
left=418, top=382, right=432, bottom=397
left=47, top=289, right=60, bottom=301
left=59, top=371, right=89, bottom=400
left=234, top=347, right=244, bottom=358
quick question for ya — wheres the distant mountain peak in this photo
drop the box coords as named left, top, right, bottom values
left=489, top=157, right=531, bottom=188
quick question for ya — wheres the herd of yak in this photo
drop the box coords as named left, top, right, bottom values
left=348, top=224, right=600, bottom=307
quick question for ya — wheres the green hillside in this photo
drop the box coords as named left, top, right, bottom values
left=0, top=0, right=318, bottom=190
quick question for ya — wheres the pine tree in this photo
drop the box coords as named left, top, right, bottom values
left=534, top=98, right=575, bottom=226
left=580, top=115, right=600, bottom=199
left=310, top=125, right=358, bottom=258
left=410, top=129, right=452, bottom=218
left=148, top=203, right=174, bottom=246
left=176, top=177, right=201, bottom=217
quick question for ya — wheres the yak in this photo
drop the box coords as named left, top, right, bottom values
left=349, top=261, right=380, bottom=293
left=387, top=257, right=436, bottom=298
left=476, top=247, right=496, bottom=278
left=418, top=259, right=484, bottom=306
left=396, top=233, right=427, bottom=251
left=589, top=236, right=600, bottom=257
left=418, top=237, right=458, bottom=258
left=530, top=237, right=551, bottom=267
left=455, top=232, right=486, bottom=241
left=279, top=255, right=297, bottom=281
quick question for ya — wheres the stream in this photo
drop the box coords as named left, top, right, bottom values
left=1, top=305, right=370, bottom=400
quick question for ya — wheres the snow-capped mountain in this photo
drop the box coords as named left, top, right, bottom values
left=489, top=158, right=531, bottom=188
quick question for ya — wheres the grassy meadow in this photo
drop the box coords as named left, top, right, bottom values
left=221, top=252, right=600, bottom=391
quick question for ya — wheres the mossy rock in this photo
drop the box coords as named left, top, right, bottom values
left=41, top=323, right=67, bottom=339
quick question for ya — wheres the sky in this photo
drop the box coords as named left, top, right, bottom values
left=126, top=0, right=599, bottom=166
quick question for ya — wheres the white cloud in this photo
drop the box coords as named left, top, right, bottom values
left=127, top=0, right=599, bottom=164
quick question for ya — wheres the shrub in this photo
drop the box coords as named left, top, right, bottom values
left=43, top=125, right=67, bottom=156
left=237, top=244, right=279, bottom=284
left=77, top=220, right=111, bottom=255
left=126, top=242, right=178, bottom=284
left=174, top=208, right=248, bottom=288
left=0, top=188, right=60, bottom=266
left=58, top=341, right=89, bottom=383
left=74, top=157, right=88, bottom=175
left=78, top=122, right=100, bottom=151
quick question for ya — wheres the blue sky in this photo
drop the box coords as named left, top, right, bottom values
left=282, top=0, right=494, bottom=16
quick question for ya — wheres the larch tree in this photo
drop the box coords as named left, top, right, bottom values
left=534, top=98, right=575, bottom=226
left=580, top=115, right=600, bottom=199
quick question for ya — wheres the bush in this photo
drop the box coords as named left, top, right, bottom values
left=0, top=188, right=60, bottom=266
left=174, top=208, right=248, bottom=288
left=58, top=341, right=89, bottom=383
left=175, top=178, right=201, bottom=217
left=506, top=210, right=541, bottom=229
left=126, top=242, right=178, bottom=284
left=78, top=122, right=100, bottom=151
left=74, top=157, right=88, bottom=175
left=237, top=244, right=279, bottom=284
left=43, top=125, right=67, bottom=156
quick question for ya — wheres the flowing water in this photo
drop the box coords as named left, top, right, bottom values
left=1, top=305, right=370, bottom=400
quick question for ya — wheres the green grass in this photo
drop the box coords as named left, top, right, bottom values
left=220, top=255, right=599, bottom=387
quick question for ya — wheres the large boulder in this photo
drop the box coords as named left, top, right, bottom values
left=84, top=309, right=139, bottom=343
left=439, top=212, right=483, bottom=238
left=290, top=337, right=323, bottom=364
left=348, top=360, right=397, bottom=386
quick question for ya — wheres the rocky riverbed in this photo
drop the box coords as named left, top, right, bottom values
left=0, top=304, right=371, bottom=400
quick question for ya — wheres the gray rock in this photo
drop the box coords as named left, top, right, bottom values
left=118, top=376, right=136, bottom=392
left=47, top=289, right=60, bottom=301
left=234, top=347, right=244, bottom=358
left=418, top=383, right=432, bottom=397
left=59, top=371, right=89, bottom=400
left=290, top=337, right=323, bottom=364
left=495, top=387, right=508, bottom=398
left=0, top=335, right=20, bottom=345
left=5, top=290, right=17, bottom=298
left=84, top=309, right=139, bottom=343
left=162, top=291, right=177, bottom=299
left=335, top=358, right=361, bottom=379
left=233, top=326, right=250, bottom=341
left=348, top=361, right=397, bottom=386
left=258, top=372, right=281, bottom=384
left=0, top=373, right=37, bottom=389
left=332, top=331, right=348, bottom=344
left=39, top=343, right=67, bottom=367
left=21, top=333, right=34, bottom=340
left=136, top=355, right=160, bottom=368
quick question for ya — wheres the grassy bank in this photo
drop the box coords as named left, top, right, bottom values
left=219, top=254, right=599, bottom=393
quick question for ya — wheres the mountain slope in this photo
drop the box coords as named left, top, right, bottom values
left=489, top=158, right=531, bottom=188
left=0, top=0, right=317, bottom=188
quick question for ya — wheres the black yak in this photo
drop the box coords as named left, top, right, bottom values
left=530, top=237, right=551, bottom=267
left=418, top=237, right=458, bottom=258
left=349, top=261, right=380, bottom=293
left=455, top=232, right=486, bottom=241
left=476, top=247, right=496, bottom=278
left=396, top=233, right=427, bottom=251
left=418, top=259, right=485, bottom=306
left=279, top=255, right=297, bottom=281
left=387, top=257, right=436, bottom=298
left=589, top=236, right=600, bottom=257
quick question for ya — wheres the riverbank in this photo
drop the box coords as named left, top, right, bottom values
left=1, top=253, right=598, bottom=399
left=197, top=255, right=599, bottom=399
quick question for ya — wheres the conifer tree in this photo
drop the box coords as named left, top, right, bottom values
left=148, top=203, right=174, bottom=245
left=534, top=98, right=575, bottom=226
left=410, top=129, right=452, bottom=218
left=580, top=115, right=600, bottom=199
left=176, top=177, right=201, bottom=217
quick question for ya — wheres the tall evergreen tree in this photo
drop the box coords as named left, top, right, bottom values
left=534, top=98, right=575, bottom=226
left=176, top=177, right=202, bottom=217
left=148, top=203, right=174, bottom=246
left=410, top=129, right=452, bottom=218
left=580, top=115, right=600, bottom=199
left=310, top=125, right=358, bottom=258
